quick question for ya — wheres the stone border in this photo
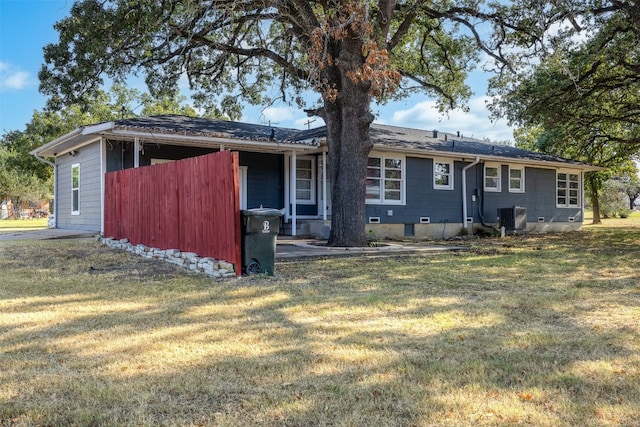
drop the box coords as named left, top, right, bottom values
left=98, top=237, right=237, bottom=279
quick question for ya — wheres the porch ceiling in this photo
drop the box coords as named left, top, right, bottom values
left=107, top=129, right=323, bottom=154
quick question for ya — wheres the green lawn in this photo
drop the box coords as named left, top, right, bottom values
left=1, top=221, right=639, bottom=426
left=0, top=218, right=49, bottom=232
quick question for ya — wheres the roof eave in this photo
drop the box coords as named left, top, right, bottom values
left=30, top=127, right=83, bottom=157
left=30, top=122, right=116, bottom=158
left=374, top=144, right=603, bottom=172
left=108, top=128, right=321, bottom=152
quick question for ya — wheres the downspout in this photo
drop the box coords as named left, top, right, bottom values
left=462, top=156, right=480, bottom=229
left=33, top=154, right=57, bottom=228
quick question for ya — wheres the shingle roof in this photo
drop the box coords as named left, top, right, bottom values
left=367, top=124, right=589, bottom=166
left=34, top=114, right=597, bottom=169
left=115, top=115, right=305, bottom=143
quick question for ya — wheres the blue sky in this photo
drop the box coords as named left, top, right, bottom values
left=0, top=0, right=514, bottom=142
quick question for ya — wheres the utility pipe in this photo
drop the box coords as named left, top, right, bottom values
left=462, top=156, right=480, bottom=229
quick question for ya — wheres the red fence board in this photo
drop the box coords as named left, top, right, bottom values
left=104, top=151, right=241, bottom=275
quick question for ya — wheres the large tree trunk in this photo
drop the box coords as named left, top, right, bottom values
left=586, top=174, right=602, bottom=224
left=323, top=40, right=375, bottom=247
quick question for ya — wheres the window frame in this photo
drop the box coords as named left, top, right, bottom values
left=433, top=158, right=454, bottom=190
left=556, top=170, right=581, bottom=208
left=484, top=163, right=501, bottom=192
left=71, top=163, right=80, bottom=215
left=508, top=166, right=525, bottom=193
left=295, top=156, right=316, bottom=205
left=366, top=154, right=406, bottom=205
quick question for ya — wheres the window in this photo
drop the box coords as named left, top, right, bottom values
left=557, top=171, right=580, bottom=207
left=509, top=166, right=525, bottom=193
left=71, top=163, right=80, bottom=215
left=433, top=159, right=453, bottom=190
left=295, top=157, right=315, bottom=204
left=484, top=164, right=501, bottom=192
left=366, top=155, right=405, bottom=204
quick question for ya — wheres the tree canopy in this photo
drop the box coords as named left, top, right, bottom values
left=491, top=1, right=640, bottom=223
left=40, top=0, right=608, bottom=245
left=1, top=84, right=203, bottom=209
left=491, top=3, right=640, bottom=150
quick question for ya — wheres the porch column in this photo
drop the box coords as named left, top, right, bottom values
left=284, top=153, right=290, bottom=223
left=291, top=151, right=297, bottom=237
left=322, top=150, right=327, bottom=221
left=134, top=137, right=140, bottom=168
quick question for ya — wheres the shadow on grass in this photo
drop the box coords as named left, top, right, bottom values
left=1, top=230, right=639, bottom=426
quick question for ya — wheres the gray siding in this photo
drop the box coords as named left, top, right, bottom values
left=55, top=142, right=102, bottom=231
left=365, top=156, right=584, bottom=228
left=365, top=157, right=468, bottom=224
left=480, top=166, right=582, bottom=224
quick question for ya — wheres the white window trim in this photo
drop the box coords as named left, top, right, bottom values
left=556, top=169, right=581, bottom=208
left=295, top=156, right=316, bottom=205
left=366, top=153, right=406, bottom=205
left=71, top=163, right=80, bottom=215
left=484, top=163, right=501, bottom=192
left=433, top=158, right=454, bottom=190
left=508, top=165, right=525, bottom=193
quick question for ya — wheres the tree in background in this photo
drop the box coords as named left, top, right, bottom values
left=1, top=84, right=207, bottom=213
left=599, top=178, right=632, bottom=219
left=492, top=2, right=640, bottom=224
left=40, top=0, right=581, bottom=246
left=615, top=173, right=640, bottom=211
left=491, top=0, right=640, bottom=145
left=0, top=144, right=50, bottom=218
left=513, top=124, right=637, bottom=224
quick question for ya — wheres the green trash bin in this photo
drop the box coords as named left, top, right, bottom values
left=241, top=208, right=283, bottom=275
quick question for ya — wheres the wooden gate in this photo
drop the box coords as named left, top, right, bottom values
left=104, top=151, right=241, bottom=275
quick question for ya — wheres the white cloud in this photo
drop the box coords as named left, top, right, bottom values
left=0, top=62, right=33, bottom=91
left=375, top=95, right=514, bottom=143
left=260, top=106, right=295, bottom=123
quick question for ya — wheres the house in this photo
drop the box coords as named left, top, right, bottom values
left=31, top=114, right=599, bottom=240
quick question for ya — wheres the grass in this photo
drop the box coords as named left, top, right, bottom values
left=1, top=220, right=639, bottom=426
left=0, top=218, right=49, bottom=232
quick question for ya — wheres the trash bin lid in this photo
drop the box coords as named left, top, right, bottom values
left=241, top=208, right=284, bottom=217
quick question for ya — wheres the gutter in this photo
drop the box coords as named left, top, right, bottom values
left=462, top=156, right=480, bottom=229
left=373, top=144, right=604, bottom=172
left=33, top=154, right=55, bottom=167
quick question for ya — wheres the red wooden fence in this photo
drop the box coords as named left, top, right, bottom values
left=104, top=151, right=241, bottom=275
